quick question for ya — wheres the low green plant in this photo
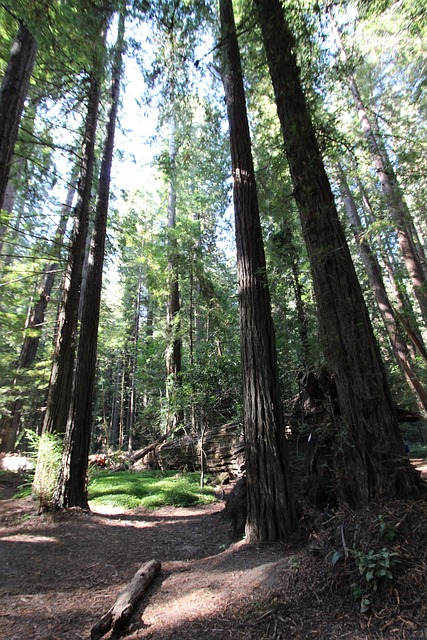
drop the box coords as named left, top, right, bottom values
left=88, top=470, right=217, bottom=510
left=351, top=547, right=400, bottom=612
left=30, top=431, right=63, bottom=509
left=376, top=514, right=397, bottom=542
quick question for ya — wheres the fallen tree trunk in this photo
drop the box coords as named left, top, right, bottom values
left=91, top=559, right=161, bottom=640
left=130, top=425, right=180, bottom=463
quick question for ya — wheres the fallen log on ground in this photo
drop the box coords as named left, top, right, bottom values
left=130, top=424, right=180, bottom=463
left=90, top=559, right=161, bottom=640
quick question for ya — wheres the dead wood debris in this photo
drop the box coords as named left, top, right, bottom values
left=90, top=559, right=161, bottom=640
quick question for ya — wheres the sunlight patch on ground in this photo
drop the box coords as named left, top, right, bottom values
left=0, top=454, right=33, bottom=472
left=0, top=534, right=58, bottom=543
left=89, top=504, right=128, bottom=516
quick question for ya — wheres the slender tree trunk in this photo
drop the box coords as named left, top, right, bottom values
left=254, top=0, right=422, bottom=507
left=274, top=219, right=312, bottom=368
left=0, top=179, right=16, bottom=256
left=165, top=110, right=184, bottom=430
left=328, top=9, right=427, bottom=325
left=0, top=22, right=37, bottom=209
left=54, top=9, right=125, bottom=508
left=126, top=274, right=142, bottom=452
left=0, top=177, right=75, bottom=452
left=220, top=0, right=297, bottom=542
left=338, top=166, right=427, bottom=414
left=358, top=176, right=427, bottom=363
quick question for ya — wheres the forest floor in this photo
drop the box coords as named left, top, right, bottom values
left=1, top=460, right=427, bottom=640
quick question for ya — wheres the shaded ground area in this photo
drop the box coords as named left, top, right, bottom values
left=1, top=467, right=427, bottom=640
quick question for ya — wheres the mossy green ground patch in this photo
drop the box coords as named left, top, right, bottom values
left=88, top=470, right=217, bottom=509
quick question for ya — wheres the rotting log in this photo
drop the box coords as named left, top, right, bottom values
left=90, top=559, right=161, bottom=640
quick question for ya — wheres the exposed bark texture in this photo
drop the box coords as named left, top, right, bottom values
left=328, top=9, right=427, bottom=325
left=91, top=559, right=161, bottom=640
left=339, top=167, right=427, bottom=415
left=138, top=422, right=245, bottom=476
left=220, top=0, right=297, bottom=542
left=54, top=11, right=124, bottom=509
left=254, top=0, right=422, bottom=507
left=0, top=22, right=37, bottom=209
left=42, top=71, right=101, bottom=438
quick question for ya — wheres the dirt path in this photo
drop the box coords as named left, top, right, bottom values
left=0, top=494, right=291, bottom=640
left=1, top=473, right=427, bottom=640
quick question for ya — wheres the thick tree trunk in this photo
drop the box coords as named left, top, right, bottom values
left=54, top=10, right=124, bottom=508
left=254, top=0, right=422, bottom=507
left=220, top=0, right=297, bottom=542
left=328, top=10, right=427, bottom=326
left=339, top=166, right=427, bottom=414
left=0, top=22, right=37, bottom=209
left=42, top=72, right=102, bottom=437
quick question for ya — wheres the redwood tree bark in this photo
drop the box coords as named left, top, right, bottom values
left=254, top=0, right=422, bottom=507
left=54, top=8, right=125, bottom=508
left=220, top=0, right=297, bottom=542
left=0, top=22, right=37, bottom=209
left=42, top=70, right=101, bottom=438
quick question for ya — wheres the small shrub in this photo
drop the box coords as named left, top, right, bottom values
left=351, top=546, right=400, bottom=612
left=30, top=432, right=63, bottom=509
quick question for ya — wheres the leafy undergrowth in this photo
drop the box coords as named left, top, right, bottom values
left=287, top=498, right=427, bottom=636
left=88, top=469, right=217, bottom=509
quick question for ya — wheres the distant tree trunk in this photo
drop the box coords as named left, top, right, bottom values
left=54, top=9, right=125, bottom=508
left=273, top=219, right=312, bottom=368
left=254, top=0, right=422, bottom=507
left=0, top=176, right=75, bottom=452
left=110, top=369, right=121, bottom=447
left=0, top=22, right=37, bottom=209
left=328, top=9, right=427, bottom=326
left=0, top=180, right=16, bottom=256
left=338, top=166, right=427, bottom=415
left=165, top=110, right=184, bottom=431
left=126, top=274, right=141, bottom=452
left=357, top=176, right=427, bottom=364
left=220, top=0, right=297, bottom=542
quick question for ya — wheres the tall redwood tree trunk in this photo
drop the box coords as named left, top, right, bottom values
left=42, top=71, right=101, bottom=437
left=220, top=0, right=297, bottom=542
left=254, top=0, right=422, bottom=507
left=54, top=8, right=125, bottom=508
left=0, top=22, right=37, bottom=209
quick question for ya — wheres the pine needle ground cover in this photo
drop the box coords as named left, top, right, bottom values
left=88, top=470, right=217, bottom=509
